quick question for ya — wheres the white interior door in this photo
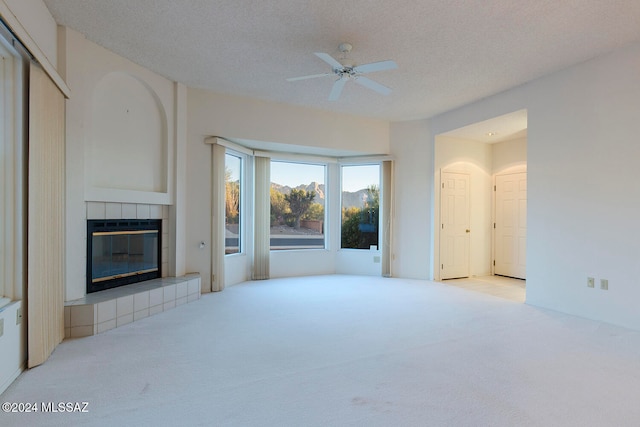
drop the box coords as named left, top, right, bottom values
left=494, top=172, right=527, bottom=279
left=440, top=172, right=470, bottom=279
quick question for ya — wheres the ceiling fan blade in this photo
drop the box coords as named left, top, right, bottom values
left=354, top=76, right=392, bottom=95
left=328, top=78, right=347, bottom=101
left=286, top=73, right=332, bottom=82
left=314, top=52, right=344, bottom=70
left=353, top=60, right=398, bottom=74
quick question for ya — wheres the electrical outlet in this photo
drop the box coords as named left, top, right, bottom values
left=601, top=279, right=609, bottom=290
left=0, top=318, right=4, bottom=338
left=587, top=277, right=595, bottom=288
left=16, top=307, right=22, bottom=325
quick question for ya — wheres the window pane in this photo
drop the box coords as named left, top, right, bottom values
left=225, top=153, right=241, bottom=254
left=270, top=161, right=325, bottom=250
left=341, top=164, right=380, bottom=249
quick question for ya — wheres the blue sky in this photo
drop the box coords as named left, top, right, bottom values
left=226, top=153, right=241, bottom=181
left=227, top=156, right=380, bottom=192
left=271, top=161, right=379, bottom=192
left=341, top=164, right=380, bottom=192
left=271, top=162, right=324, bottom=188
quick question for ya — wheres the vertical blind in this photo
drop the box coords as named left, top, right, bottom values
left=27, top=63, right=66, bottom=368
left=381, top=160, right=393, bottom=277
left=211, top=143, right=226, bottom=292
left=252, top=156, right=270, bottom=280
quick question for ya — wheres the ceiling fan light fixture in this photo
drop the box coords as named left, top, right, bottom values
left=287, top=43, right=397, bottom=101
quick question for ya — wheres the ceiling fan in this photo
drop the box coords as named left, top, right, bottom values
left=287, top=42, right=398, bottom=101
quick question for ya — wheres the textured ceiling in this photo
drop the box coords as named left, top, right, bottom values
left=44, top=0, right=640, bottom=124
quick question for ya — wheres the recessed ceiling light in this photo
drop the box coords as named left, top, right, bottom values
left=486, top=131, right=498, bottom=136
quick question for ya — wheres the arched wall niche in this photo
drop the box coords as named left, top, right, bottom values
left=89, top=71, right=168, bottom=193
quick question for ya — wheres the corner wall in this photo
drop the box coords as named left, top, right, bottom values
left=388, top=119, right=434, bottom=280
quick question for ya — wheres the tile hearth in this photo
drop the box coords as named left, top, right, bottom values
left=64, top=274, right=201, bottom=338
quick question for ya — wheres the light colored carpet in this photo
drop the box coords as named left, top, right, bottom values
left=442, top=275, right=526, bottom=302
left=3, top=275, right=640, bottom=426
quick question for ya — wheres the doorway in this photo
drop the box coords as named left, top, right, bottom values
left=433, top=109, right=527, bottom=287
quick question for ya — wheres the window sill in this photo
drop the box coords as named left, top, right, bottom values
left=225, top=252, right=246, bottom=258
left=270, top=248, right=328, bottom=253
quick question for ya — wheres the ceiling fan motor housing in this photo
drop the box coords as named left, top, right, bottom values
left=338, top=42, right=353, bottom=53
left=286, top=44, right=397, bottom=101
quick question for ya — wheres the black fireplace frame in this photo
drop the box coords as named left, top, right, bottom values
left=87, top=219, right=162, bottom=294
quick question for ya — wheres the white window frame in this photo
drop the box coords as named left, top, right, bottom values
left=225, top=148, right=246, bottom=256
left=339, top=161, right=382, bottom=251
left=269, top=158, right=328, bottom=252
left=224, top=149, right=247, bottom=256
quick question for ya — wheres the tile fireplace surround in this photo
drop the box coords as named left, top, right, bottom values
left=65, top=202, right=200, bottom=338
left=64, top=275, right=201, bottom=338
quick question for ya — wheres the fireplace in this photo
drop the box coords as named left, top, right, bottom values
left=87, top=219, right=161, bottom=294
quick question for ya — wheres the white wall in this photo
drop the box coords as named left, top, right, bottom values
left=90, top=72, right=167, bottom=193
left=429, top=40, right=640, bottom=330
left=493, top=137, right=527, bottom=174
left=187, top=88, right=390, bottom=290
left=388, top=119, right=434, bottom=280
left=187, top=89, right=389, bottom=154
left=62, top=28, right=175, bottom=205
left=271, top=250, right=336, bottom=279
left=59, top=26, right=86, bottom=302
left=335, top=250, right=382, bottom=276
left=61, top=28, right=184, bottom=300
left=170, top=83, right=188, bottom=278
left=0, top=302, right=24, bottom=394
left=525, top=42, right=640, bottom=329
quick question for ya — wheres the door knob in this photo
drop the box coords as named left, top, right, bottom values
left=466, top=229, right=470, bottom=233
